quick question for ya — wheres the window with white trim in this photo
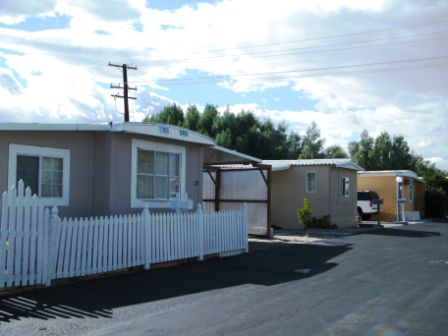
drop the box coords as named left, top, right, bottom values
left=131, top=139, right=185, bottom=208
left=8, top=144, right=70, bottom=206
left=341, top=176, right=350, bottom=197
left=306, top=172, right=316, bottom=193
left=137, top=150, right=180, bottom=199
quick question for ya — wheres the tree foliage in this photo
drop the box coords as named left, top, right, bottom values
left=144, top=104, right=308, bottom=160
left=143, top=103, right=184, bottom=126
left=184, top=105, right=200, bottom=131
left=325, top=145, right=348, bottom=159
left=299, top=121, right=324, bottom=159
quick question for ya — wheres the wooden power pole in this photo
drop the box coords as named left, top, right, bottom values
left=109, top=62, right=137, bottom=122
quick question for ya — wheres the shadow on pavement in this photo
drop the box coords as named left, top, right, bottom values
left=364, top=228, right=441, bottom=238
left=0, top=240, right=351, bottom=323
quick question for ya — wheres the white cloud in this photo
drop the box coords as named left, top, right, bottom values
left=0, top=0, right=57, bottom=24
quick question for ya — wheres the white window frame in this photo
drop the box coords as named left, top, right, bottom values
left=131, top=139, right=186, bottom=208
left=8, top=144, right=70, bottom=206
left=341, top=176, right=350, bottom=198
left=305, top=171, right=317, bottom=193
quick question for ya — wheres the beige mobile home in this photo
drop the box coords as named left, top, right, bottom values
left=357, top=170, right=426, bottom=221
left=263, top=159, right=363, bottom=229
left=0, top=122, right=254, bottom=218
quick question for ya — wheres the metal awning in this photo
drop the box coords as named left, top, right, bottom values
left=203, top=145, right=261, bottom=165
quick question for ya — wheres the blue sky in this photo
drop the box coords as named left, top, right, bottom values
left=0, top=0, right=447, bottom=169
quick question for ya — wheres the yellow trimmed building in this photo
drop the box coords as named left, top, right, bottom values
left=357, top=170, right=426, bottom=221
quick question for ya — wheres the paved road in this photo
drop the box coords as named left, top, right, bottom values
left=1, top=222, right=447, bottom=336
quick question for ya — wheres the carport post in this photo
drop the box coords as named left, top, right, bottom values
left=377, top=202, right=381, bottom=227
left=267, top=165, right=272, bottom=238
left=214, top=168, right=221, bottom=212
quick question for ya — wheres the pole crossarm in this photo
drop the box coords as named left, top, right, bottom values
left=108, top=62, right=138, bottom=122
left=111, top=94, right=137, bottom=100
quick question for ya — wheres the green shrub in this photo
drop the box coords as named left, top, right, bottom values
left=425, top=188, right=448, bottom=218
left=298, top=197, right=312, bottom=228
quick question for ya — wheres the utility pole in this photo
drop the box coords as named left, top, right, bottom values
left=109, top=62, right=137, bottom=122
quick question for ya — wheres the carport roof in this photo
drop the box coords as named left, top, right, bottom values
left=203, top=145, right=261, bottom=165
left=263, top=159, right=364, bottom=172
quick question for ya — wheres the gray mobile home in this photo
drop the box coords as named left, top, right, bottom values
left=0, top=123, right=255, bottom=218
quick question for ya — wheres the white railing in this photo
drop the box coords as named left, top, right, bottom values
left=0, top=181, right=248, bottom=289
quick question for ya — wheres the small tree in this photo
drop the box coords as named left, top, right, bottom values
left=298, top=197, right=312, bottom=229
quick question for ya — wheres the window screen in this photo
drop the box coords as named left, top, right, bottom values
left=137, top=149, right=181, bottom=200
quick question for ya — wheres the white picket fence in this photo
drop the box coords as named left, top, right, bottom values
left=0, top=181, right=248, bottom=289
left=0, top=181, right=53, bottom=288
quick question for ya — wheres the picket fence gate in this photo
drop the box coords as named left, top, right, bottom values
left=0, top=181, right=248, bottom=289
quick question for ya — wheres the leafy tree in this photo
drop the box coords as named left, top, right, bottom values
left=184, top=105, right=200, bottom=131
left=144, top=103, right=184, bottom=126
left=215, top=128, right=233, bottom=148
left=390, top=135, right=415, bottom=169
left=299, top=121, right=325, bottom=159
left=198, top=104, right=218, bottom=137
left=349, top=130, right=374, bottom=169
left=325, top=145, right=348, bottom=159
left=371, top=132, right=394, bottom=169
left=286, top=132, right=302, bottom=159
left=350, top=130, right=415, bottom=171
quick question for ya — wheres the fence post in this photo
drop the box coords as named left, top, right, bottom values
left=142, top=203, right=151, bottom=270
left=242, top=203, right=249, bottom=253
left=197, top=203, right=204, bottom=261
left=46, top=206, right=59, bottom=286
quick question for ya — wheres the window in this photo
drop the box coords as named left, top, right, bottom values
left=397, top=182, right=403, bottom=199
left=8, top=144, right=70, bottom=206
left=341, top=177, right=350, bottom=197
left=131, top=139, right=185, bottom=208
left=137, top=150, right=180, bottom=199
left=306, top=172, right=316, bottom=193
left=408, top=179, right=414, bottom=202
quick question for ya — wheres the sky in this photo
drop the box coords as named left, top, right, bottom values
left=0, top=0, right=447, bottom=169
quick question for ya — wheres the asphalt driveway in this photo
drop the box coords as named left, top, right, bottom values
left=0, top=222, right=447, bottom=335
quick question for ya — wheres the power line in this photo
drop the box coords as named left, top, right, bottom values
left=147, top=32, right=448, bottom=65
left=131, top=55, right=448, bottom=85
left=142, top=19, right=448, bottom=63
left=148, top=62, right=448, bottom=86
